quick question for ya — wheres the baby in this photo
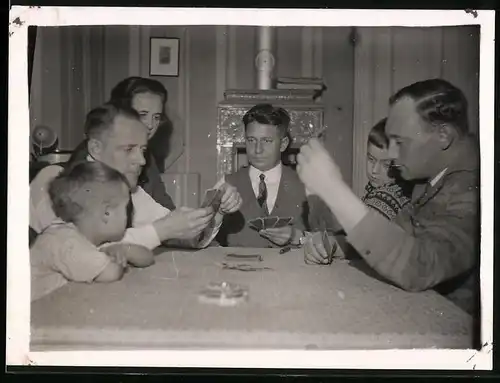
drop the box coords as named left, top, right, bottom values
left=362, top=118, right=411, bottom=220
left=30, top=161, right=154, bottom=302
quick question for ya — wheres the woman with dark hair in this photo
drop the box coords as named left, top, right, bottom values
left=109, top=77, right=185, bottom=173
left=69, top=77, right=185, bottom=210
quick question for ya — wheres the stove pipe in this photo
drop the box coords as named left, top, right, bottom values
left=255, top=26, right=276, bottom=90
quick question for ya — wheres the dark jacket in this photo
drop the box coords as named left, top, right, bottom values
left=218, top=165, right=340, bottom=248
left=347, top=137, right=480, bottom=313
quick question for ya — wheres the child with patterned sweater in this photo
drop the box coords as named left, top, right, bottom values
left=30, top=161, right=154, bottom=301
left=303, top=118, right=412, bottom=264
left=362, top=118, right=412, bottom=220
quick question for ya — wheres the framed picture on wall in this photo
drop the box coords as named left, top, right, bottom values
left=149, top=37, right=180, bottom=77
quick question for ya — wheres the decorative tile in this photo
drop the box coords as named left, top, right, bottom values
left=217, top=102, right=325, bottom=178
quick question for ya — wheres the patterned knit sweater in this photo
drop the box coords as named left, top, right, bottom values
left=362, top=181, right=411, bottom=221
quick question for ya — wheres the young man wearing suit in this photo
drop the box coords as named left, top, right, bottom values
left=217, top=103, right=337, bottom=249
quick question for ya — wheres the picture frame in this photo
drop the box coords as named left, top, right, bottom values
left=149, top=37, right=180, bottom=77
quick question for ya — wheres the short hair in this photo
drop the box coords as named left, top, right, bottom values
left=242, top=104, right=291, bottom=137
left=49, top=161, right=130, bottom=224
left=367, top=118, right=389, bottom=149
left=110, top=77, right=168, bottom=110
left=389, top=78, right=469, bottom=136
left=84, top=102, right=142, bottom=141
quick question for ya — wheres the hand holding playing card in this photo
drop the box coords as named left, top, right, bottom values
left=274, top=217, right=293, bottom=228
left=202, top=182, right=242, bottom=215
left=259, top=226, right=297, bottom=246
left=296, top=138, right=344, bottom=200
left=248, top=216, right=293, bottom=231
left=218, top=182, right=242, bottom=214
left=303, top=231, right=338, bottom=265
left=200, top=188, right=223, bottom=210
left=155, top=206, right=215, bottom=241
left=248, top=217, right=264, bottom=231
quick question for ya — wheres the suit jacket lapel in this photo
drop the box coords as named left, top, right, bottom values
left=416, top=181, right=442, bottom=207
left=273, top=166, right=287, bottom=214
left=243, top=168, right=263, bottom=212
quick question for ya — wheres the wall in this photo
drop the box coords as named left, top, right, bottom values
left=135, top=26, right=354, bottom=195
left=30, top=25, right=355, bottom=203
left=30, top=25, right=479, bottom=203
left=30, top=26, right=128, bottom=149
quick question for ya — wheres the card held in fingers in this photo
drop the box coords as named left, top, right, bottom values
left=200, top=188, right=218, bottom=208
left=210, top=188, right=225, bottom=212
left=263, top=216, right=279, bottom=229
left=248, top=221, right=258, bottom=230
left=322, top=230, right=337, bottom=261
left=274, top=217, right=291, bottom=228
left=248, top=218, right=264, bottom=231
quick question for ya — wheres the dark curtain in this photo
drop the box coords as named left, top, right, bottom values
left=28, top=26, right=37, bottom=100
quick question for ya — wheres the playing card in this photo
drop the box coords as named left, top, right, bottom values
left=210, top=188, right=225, bottom=212
left=263, top=216, right=279, bottom=229
left=225, top=253, right=263, bottom=262
left=248, top=218, right=264, bottom=231
left=322, top=230, right=337, bottom=260
left=248, top=221, right=258, bottom=230
left=274, top=217, right=292, bottom=228
left=201, top=187, right=224, bottom=212
left=200, top=188, right=218, bottom=208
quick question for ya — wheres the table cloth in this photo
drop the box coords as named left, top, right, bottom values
left=31, top=247, right=473, bottom=350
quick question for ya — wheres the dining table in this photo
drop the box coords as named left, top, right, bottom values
left=30, top=246, right=473, bottom=351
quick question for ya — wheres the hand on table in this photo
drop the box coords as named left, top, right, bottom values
left=296, top=138, right=344, bottom=200
left=259, top=226, right=301, bottom=247
left=303, top=231, right=338, bottom=265
left=101, top=244, right=129, bottom=268
left=101, top=243, right=155, bottom=268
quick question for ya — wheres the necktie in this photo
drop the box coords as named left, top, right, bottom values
left=257, top=173, right=269, bottom=215
left=126, top=196, right=134, bottom=228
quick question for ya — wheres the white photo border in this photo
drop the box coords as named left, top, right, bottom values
left=8, top=6, right=495, bottom=370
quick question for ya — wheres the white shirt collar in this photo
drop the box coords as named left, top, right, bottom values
left=249, top=162, right=282, bottom=183
left=430, top=168, right=448, bottom=187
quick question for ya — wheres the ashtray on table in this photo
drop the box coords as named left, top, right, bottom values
left=198, top=281, right=249, bottom=306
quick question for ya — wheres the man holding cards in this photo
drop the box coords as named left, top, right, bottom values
left=296, top=79, right=479, bottom=313
left=217, top=104, right=338, bottom=250
left=30, top=103, right=243, bottom=252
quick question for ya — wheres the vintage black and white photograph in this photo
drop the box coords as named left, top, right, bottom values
left=7, top=7, right=494, bottom=370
